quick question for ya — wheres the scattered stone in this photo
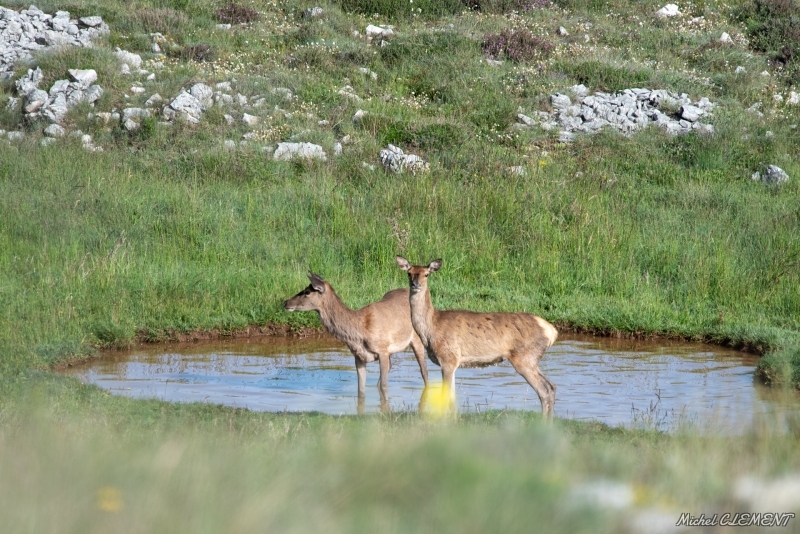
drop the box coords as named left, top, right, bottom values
left=145, top=93, right=163, bottom=107
left=341, top=134, right=352, bottom=145
left=358, top=67, right=378, bottom=80
left=303, top=6, right=324, bottom=18
left=81, top=133, right=102, bottom=152
left=517, top=113, right=535, bottom=127
left=570, top=84, right=589, bottom=97
left=216, top=81, right=232, bottom=92
left=333, top=142, right=342, bottom=156
left=115, top=48, right=142, bottom=70
left=365, top=24, right=393, bottom=41
left=752, top=165, right=789, bottom=185
left=273, top=142, right=327, bottom=162
left=130, top=85, right=146, bottom=95
left=40, top=137, right=56, bottom=146
left=558, top=130, right=575, bottom=143
left=216, top=23, right=231, bottom=30
left=680, top=104, right=704, bottom=122
left=362, top=162, right=376, bottom=171
left=6, top=131, right=24, bottom=141
left=735, top=66, right=746, bottom=74
left=353, top=109, right=367, bottom=122
left=273, top=87, right=293, bottom=102
left=318, top=119, right=330, bottom=126
left=43, top=124, right=65, bottom=137
left=242, top=113, right=259, bottom=126
left=223, top=114, right=235, bottom=126
left=485, top=58, right=503, bottom=67
left=189, top=83, right=214, bottom=108
left=379, top=144, right=429, bottom=174
left=557, top=26, right=569, bottom=36
left=224, top=139, right=236, bottom=150
left=761, top=70, right=770, bottom=77
left=507, top=166, right=526, bottom=176
left=68, top=69, right=97, bottom=86
left=774, top=93, right=784, bottom=103
left=656, top=4, right=681, bottom=18
left=789, top=91, right=800, bottom=105
left=719, top=32, right=733, bottom=44
left=551, top=93, right=571, bottom=109
left=338, top=85, right=362, bottom=102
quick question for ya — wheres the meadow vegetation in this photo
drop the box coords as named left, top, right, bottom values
left=1, top=0, right=799, bottom=529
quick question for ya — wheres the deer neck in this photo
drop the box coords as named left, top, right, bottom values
left=316, top=289, right=362, bottom=343
left=409, top=287, right=436, bottom=347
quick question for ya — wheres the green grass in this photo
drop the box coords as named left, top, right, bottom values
left=1, top=0, right=800, bottom=528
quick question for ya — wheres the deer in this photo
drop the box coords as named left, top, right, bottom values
left=283, top=272, right=429, bottom=412
left=395, top=256, right=558, bottom=419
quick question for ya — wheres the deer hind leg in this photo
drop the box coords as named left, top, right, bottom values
left=410, top=336, right=429, bottom=386
left=508, top=351, right=556, bottom=420
left=353, top=355, right=367, bottom=415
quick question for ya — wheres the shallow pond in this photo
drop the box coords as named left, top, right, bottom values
left=62, top=334, right=799, bottom=431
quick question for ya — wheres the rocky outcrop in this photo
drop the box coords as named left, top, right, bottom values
left=14, top=67, right=104, bottom=124
left=379, top=144, right=429, bottom=174
left=752, top=165, right=789, bottom=186
left=519, top=87, right=716, bottom=141
left=273, top=142, right=327, bottom=161
left=0, top=5, right=109, bottom=79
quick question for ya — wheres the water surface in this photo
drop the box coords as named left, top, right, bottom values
left=62, top=334, right=799, bottom=431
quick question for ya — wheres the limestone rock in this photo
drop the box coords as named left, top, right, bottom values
left=273, top=142, right=327, bottom=161
left=379, top=144, right=429, bottom=174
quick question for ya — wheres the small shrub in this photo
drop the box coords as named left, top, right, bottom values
left=733, top=0, right=800, bottom=83
left=482, top=29, right=554, bottom=62
left=215, top=1, right=260, bottom=24
left=133, top=8, right=189, bottom=34
left=462, top=0, right=549, bottom=13
left=554, top=60, right=653, bottom=92
left=179, top=43, right=215, bottom=62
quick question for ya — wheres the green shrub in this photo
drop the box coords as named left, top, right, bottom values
left=336, top=0, right=464, bottom=19
left=554, top=60, right=653, bottom=92
left=733, top=0, right=800, bottom=84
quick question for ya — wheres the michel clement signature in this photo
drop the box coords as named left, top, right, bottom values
left=676, top=512, right=796, bottom=527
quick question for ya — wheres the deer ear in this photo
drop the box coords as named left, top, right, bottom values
left=429, top=259, right=442, bottom=272
left=396, top=256, right=411, bottom=271
left=307, top=272, right=326, bottom=293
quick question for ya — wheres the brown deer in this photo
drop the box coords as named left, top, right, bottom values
left=395, top=256, right=558, bottom=418
left=283, top=273, right=428, bottom=411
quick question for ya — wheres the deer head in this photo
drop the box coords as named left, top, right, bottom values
left=283, top=272, right=328, bottom=311
left=396, top=256, right=441, bottom=293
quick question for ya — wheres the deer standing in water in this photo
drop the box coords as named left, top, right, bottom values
left=283, top=273, right=428, bottom=412
left=395, top=257, right=558, bottom=419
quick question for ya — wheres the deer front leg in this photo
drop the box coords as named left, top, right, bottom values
left=354, top=355, right=367, bottom=399
left=441, top=360, right=458, bottom=412
left=378, top=353, right=391, bottom=412
left=410, top=336, right=429, bottom=387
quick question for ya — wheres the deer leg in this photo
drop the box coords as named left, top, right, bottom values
left=354, top=355, right=367, bottom=398
left=441, top=361, right=458, bottom=411
left=508, top=353, right=556, bottom=420
left=410, top=336, right=429, bottom=386
left=378, top=352, right=391, bottom=412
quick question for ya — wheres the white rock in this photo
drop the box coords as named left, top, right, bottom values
left=189, top=83, right=213, bottom=108
left=223, top=114, right=235, bottom=126
left=130, top=86, right=146, bottom=95
left=40, top=137, right=56, bottom=147
left=224, top=139, right=236, bottom=150
left=43, top=124, right=65, bottom=137
left=68, top=69, right=97, bottom=87
left=145, top=93, right=163, bottom=107
left=216, top=23, right=231, bottom=30
left=680, top=104, right=704, bottom=122
left=485, top=59, right=503, bottom=67
left=273, top=142, right=327, bottom=161
left=789, top=91, right=800, bottom=105
left=242, top=113, right=259, bottom=126
left=79, top=16, right=103, bottom=27
left=379, top=144, right=428, bottom=174
left=761, top=70, right=771, bottom=77
left=146, top=73, right=156, bottom=81
left=719, top=32, right=733, bottom=44
left=557, top=26, right=569, bottom=36
left=353, top=109, right=367, bottom=122
left=333, top=142, right=342, bottom=156
left=115, top=48, right=142, bottom=69
left=366, top=24, right=393, bottom=39
left=358, top=67, right=378, bottom=80
left=216, top=81, right=232, bottom=92
left=6, top=131, right=24, bottom=141
left=123, top=107, right=151, bottom=121
left=735, top=65, right=746, bottom=74
left=656, top=4, right=681, bottom=17
left=338, top=85, right=362, bottom=102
